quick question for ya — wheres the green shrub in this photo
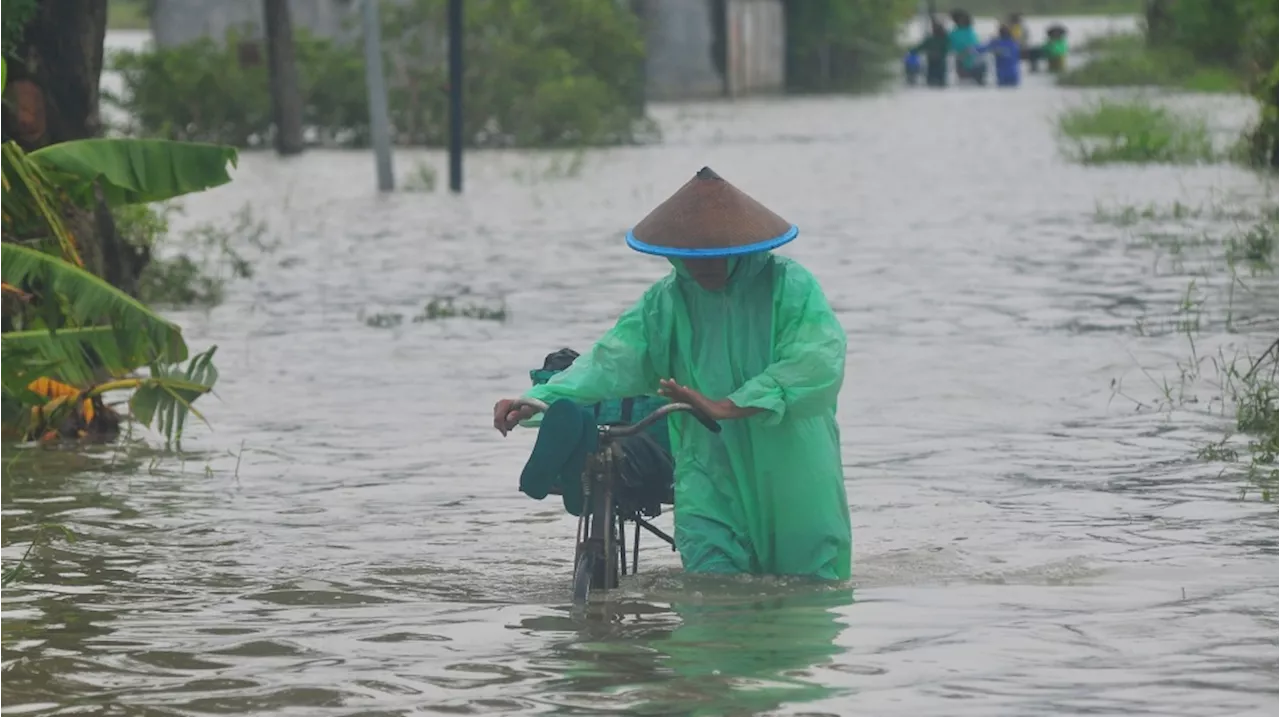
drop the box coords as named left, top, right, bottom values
left=1145, top=0, right=1252, bottom=68
left=106, top=0, right=650, bottom=149
left=959, top=0, right=1142, bottom=15
left=785, top=0, right=916, bottom=93
left=108, top=32, right=278, bottom=146
left=1060, top=39, right=1242, bottom=93
left=1057, top=98, right=1217, bottom=164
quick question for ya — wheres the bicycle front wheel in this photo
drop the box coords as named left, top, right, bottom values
left=587, top=475, right=618, bottom=591
left=572, top=551, right=595, bottom=606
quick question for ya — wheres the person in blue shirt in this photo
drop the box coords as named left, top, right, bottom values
left=979, top=24, right=1022, bottom=87
left=903, top=49, right=922, bottom=85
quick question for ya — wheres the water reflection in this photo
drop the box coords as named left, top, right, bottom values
left=521, top=581, right=853, bottom=715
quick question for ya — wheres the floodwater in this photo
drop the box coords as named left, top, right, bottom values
left=4, top=16, right=1278, bottom=717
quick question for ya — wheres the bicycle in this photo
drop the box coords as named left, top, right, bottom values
left=510, top=398, right=721, bottom=605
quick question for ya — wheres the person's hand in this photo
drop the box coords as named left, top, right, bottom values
left=658, top=379, right=734, bottom=420
left=493, top=398, right=537, bottom=436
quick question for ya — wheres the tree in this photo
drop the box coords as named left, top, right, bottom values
left=0, top=0, right=146, bottom=295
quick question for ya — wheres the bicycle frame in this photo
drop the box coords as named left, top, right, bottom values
left=509, top=397, right=720, bottom=602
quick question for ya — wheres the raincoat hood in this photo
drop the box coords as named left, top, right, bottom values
left=626, top=167, right=798, bottom=258
left=669, top=253, right=772, bottom=292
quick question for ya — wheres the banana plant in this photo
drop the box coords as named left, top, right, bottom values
left=5, top=348, right=217, bottom=445
left=1, top=56, right=234, bottom=445
left=2, top=243, right=189, bottom=381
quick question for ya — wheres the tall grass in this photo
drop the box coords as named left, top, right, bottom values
left=1057, top=98, right=1218, bottom=164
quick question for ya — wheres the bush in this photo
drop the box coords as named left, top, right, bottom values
left=1057, top=98, right=1217, bottom=164
left=1059, top=45, right=1242, bottom=93
left=1145, top=0, right=1252, bottom=68
left=960, top=0, right=1142, bottom=15
left=785, top=0, right=916, bottom=93
left=107, top=0, right=650, bottom=149
left=1141, top=0, right=1278, bottom=166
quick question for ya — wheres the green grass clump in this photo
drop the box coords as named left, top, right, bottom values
left=1057, top=98, right=1217, bottom=164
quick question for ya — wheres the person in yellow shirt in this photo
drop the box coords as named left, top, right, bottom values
left=1007, top=12, right=1029, bottom=50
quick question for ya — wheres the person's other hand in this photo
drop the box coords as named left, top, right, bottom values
left=493, top=398, right=536, bottom=436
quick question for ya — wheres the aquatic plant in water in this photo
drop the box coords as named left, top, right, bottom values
left=127, top=204, right=276, bottom=307
left=1104, top=199, right=1278, bottom=500
left=359, top=293, right=508, bottom=328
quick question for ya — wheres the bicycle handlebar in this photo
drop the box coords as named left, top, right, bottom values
left=508, top=398, right=722, bottom=436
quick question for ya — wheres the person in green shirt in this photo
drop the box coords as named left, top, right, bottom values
left=1044, top=25, right=1069, bottom=73
left=494, top=167, right=852, bottom=581
left=911, top=20, right=951, bottom=88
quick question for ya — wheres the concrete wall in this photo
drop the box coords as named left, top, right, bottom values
left=724, top=0, right=785, bottom=97
left=638, top=0, right=725, bottom=101
left=151, top=0, right=359, bottom=47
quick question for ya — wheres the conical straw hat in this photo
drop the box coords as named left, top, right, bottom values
left=625, top=167, right=798, bottom=258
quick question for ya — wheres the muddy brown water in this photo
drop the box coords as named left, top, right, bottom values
left=3, top=17, right=1277, bottom=717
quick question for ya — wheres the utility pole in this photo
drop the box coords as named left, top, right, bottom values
left=361, top=0, right=395, bottom=192
left=447, top=0, right=463, bottom=193
left=263, top=0, right=305, bottom=155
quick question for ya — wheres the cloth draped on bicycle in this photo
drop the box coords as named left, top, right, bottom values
left=520, top=353, right=674, bottom=517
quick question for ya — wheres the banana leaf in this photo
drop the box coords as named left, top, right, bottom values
left=0, top=344, right=61, bottom=432
left=1, top=244, right=189, bottom=384
left=2, top=142, right=84, bottom=265
left=28, top=139, right=238, bottom=206
left=2, top=326, right=145, bottom=387
left=130, top=346, right=219, bottom=446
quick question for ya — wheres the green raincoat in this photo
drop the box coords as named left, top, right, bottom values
left=523, top=252, right=852, bottom=580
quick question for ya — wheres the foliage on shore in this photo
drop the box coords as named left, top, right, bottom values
left=1058, top=0, right=1277, bottom=168
left=960, top=0, right=1142, bottom=16
left=1061, top=32, right=1244, bottom=93
left=106, top=0, right=150, bottom=31
left=785, top=0, right=917, bottom=93
left=107, top=0, right=651, bottom=149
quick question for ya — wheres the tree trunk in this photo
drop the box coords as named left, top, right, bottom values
left=264, top=0, right=306, bottom=155
left=1, top=0, right=147, bottom=296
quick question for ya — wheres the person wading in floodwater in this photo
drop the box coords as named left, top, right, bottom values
left=493, top=167, right=853, bottom=581
left=911, top=20, right=952, bottom=88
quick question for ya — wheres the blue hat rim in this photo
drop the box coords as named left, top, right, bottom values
left=625, top=224, right=799, bottom=258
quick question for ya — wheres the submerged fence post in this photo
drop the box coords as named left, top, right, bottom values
left=362, top=0, right=395, bottom=192
left=448, top=0, right=463, bottom=193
